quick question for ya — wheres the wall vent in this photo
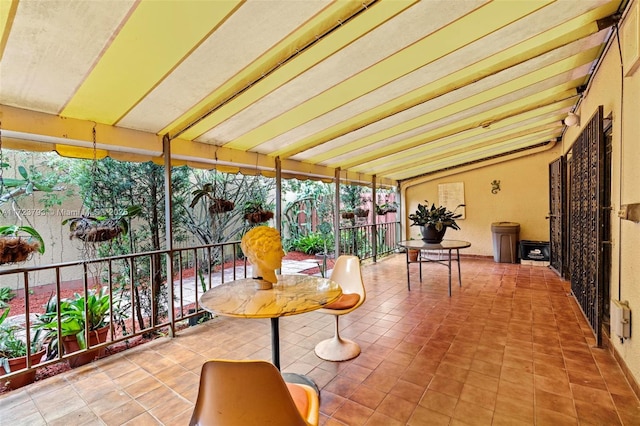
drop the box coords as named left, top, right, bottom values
left=611, top=300, right=631, bottom=339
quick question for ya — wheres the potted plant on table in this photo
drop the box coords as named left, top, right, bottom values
left=1, top=308, right=45, bottom=390
left=0, top=225, right=45, bottom=265
left=36, top=287, right=124, bottom=368
left=408, top=201, right=464, bottom=243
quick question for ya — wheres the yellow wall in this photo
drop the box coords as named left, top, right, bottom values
left=403, top=144, right=561, bottom=257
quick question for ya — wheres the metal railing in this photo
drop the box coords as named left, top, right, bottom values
left=0, top=222, right=398, bottom=383
left=339, top=220, right=399, bottom=260
left=0, top=241, right=247, bottom=384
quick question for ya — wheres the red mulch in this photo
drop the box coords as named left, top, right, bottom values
left=1, top=251, right=327, bottom=393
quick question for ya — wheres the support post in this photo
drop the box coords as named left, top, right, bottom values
left=275, top=157, right=282, bottom=234
left=162, top=134, right=175, bottom=337
left=334, top=168, right=341, bottom=257
left=372, top=175, right=377, bottom=263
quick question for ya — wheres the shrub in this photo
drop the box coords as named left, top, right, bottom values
left=290, top=232, right=332, bottom=255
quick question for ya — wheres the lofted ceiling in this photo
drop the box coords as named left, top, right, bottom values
left=0, top=0, right=625, bottom=187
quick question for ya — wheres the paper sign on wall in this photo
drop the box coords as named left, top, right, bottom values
left=438, top=182, right=465, bottom=219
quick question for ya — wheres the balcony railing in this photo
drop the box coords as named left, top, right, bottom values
left=0, top=221, right=398, bottom=385
left=339, top=220, right=399, bottom=260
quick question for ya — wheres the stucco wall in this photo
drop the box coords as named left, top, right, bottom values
left=403, top=144, right=561, bottom=257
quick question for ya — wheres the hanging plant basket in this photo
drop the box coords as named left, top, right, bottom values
left=190, top=184, right=234, bottom=216
left=354, top=208, right=369, bottom=218
left=244, top=210, right=274, bottom=224
left=66, top=217, right=124, bottom=242
left=208, top=198, right=235, bottom=215
left=0, top=237, right=41, bottom=264
left=0, top=226, right=45, bottom=265
left=243, top=201, right=274, bottom=224
left=63, top=206, right=141, bottom=244
left=341, top=211, right=355, bottom=219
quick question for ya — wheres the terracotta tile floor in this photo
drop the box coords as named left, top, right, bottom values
left=2, top=255, right=640, bottom=425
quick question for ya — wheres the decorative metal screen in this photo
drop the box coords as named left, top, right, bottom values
left=568, top=105, right=604, bottom=346
left=549, top=156, right=565, bottom=276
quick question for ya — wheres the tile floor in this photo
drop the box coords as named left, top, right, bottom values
left=1, top=254, right=639, bottom=425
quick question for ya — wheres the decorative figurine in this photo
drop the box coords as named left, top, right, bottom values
left=240, top=226, right=285, bottom=289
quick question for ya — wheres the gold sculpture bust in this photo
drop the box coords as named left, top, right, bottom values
left=240, top=226, right=285, bottom=289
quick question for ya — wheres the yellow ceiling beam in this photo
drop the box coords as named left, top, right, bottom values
left=310, top=45, right=600, bottom=164
left=224, top=0, right=553, bottom=151
left=355, top=98, right=575, bottom=172
left=62, top=0, right=242, bottom=124
left=0, top=104, right=162, bottom=155
left=173, top=0, right=417, bottom=140
left=168, top=138, right=400, bottom=185
left=377, top=121, right=563, bottom=177
left=391, top=132, right=558, bottom=181
left=274, top=1, right=619, bottom=159
left=365, top=114, right=569, bottom=176
left=334, top=84, right=580, bottom=170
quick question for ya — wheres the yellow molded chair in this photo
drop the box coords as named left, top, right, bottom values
left=314, top=255, right=366, bottom=361
left=189, top=359, right=319, bottom=426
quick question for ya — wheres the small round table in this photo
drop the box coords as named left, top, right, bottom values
left=199, top=274, right=342, bottom=370
left=397, top=240, right=471, bottom=296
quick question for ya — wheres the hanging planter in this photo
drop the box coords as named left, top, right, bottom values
left=208, top=198, right=235, bottom=214
left=243, top=201, right=274, bottom=224
left=190, top=183, right=234, bottom=216
left=63, top=206, right=141, bottom=243
left=354, top=208, right=369, bottom=218
left=0, top=225, right=45, bottom=265
left=341, top=211, right=355, bottom=219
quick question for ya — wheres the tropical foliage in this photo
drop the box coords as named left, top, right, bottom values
left=408, top=201, right=464, bottom=231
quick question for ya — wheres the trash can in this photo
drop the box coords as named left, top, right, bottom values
left=491, top=222, right=520, bottom=263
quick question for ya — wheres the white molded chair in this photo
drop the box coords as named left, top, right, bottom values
left=314, top=255, right=366, bottom=361
left=189, top=359, right=319, bottom=426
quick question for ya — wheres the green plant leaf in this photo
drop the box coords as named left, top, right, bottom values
left=17, top=165, right=28, bottom=180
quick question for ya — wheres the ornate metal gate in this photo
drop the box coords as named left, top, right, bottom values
left=568, top=105, right=604, bottom=346
left=548, top=156, right=565, bottom=277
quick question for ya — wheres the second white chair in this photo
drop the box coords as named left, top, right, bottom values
left=314, top=255, right=366, bottom=361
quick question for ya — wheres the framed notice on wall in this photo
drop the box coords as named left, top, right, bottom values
left=438, top=182, right=466, bottom=219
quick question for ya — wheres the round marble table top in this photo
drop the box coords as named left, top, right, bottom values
left=398, top=239, right=471, bottom=250
left=199, top=274, right=342, bottom=319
